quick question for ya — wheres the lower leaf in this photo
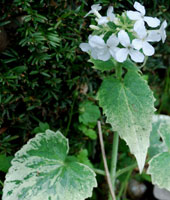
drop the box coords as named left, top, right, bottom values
left=2, top=130, right=97, bottom=200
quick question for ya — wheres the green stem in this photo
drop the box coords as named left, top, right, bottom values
left=139, top=56, right=148, bottom=69
left=0, top=180, right=4, bottom=187
left=94, top=162, right=137, bottom=178
left=115, top=162, right=137, bottom=178
left=115, top=65, right=122, bottom=80
left=109, top=132, right=119, bottom=200
left=65, top=92, right=77, bottom=136
left=93, top=168, right=106, bottom=176
left=117, top=168, right=133, bottom=199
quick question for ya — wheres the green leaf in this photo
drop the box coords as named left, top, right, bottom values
left=148, top=152, right=170, bottom=191
left=2, top=130, right=97, bottom=200
left=32, top=122, right=50, bottom=134
left=85, top=129, right=97, bottom=140
left=79, top=124, right=97, bottom=140
left=97, top=71, right=155, bottom=172
left=0, top=155, right=13, bottom=173
left=89, top=58, right=116, bottom=72
left=148, top=115, right=170, bottom=191
left=148, top=115, right=169, bottom=158
left=77, top=149, right=93, bottom=169
left=123, top=60, right=139, bottom=72
left=159, top=119, right=170, bottom=150
left=79, top=101, right=100, bottom=127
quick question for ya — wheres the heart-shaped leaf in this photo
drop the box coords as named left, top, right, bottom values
left=2, top=130, right=97, bottom=200
left=97, top=71, right=155, bottom=172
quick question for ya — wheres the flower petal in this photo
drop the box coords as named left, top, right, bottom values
left=107, top=6, right=114, bottom=16
left=162, top=20, right=167, bottom=29
left=160, top=20, right=167, bottom=43
left=84, top=4, right=102, bottom=17
left=116, top=48, right=129, bottom=62
left=91, top=48, right=98, bottom=59
left=147, top=30, right=161, bottom=42
left=107, top=35, right=119, bottom=47
left=97, top=17, right=108, bottom=25
left=144, top=16, right=160, bottom=27
left=132, top=39, right=143, bottom=50
left=129, top=49, right=144, bottom=63
left=118, top=30, right=130, bottom=47
left=127, top=11, right=141, bottom=20
left=134, top=1, right=145, bottom=16
left=109, top=47, right=120, bottom=59
left=134, top=20, right=147, bottom=39
left=98, top=49, right=110, bottom=61
left=89, top=35, right=105, bottom=49
left=107, top=6, right=115, bottom=21
left=79, top=43, right=91, bottom=52
left=91, top=4, right=102, bottom=11
left=142, top=42, right=155, bottom=56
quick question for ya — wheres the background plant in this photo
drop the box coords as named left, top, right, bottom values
left=0, top=0, right=169, bottom=199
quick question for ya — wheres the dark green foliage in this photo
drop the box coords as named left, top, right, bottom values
left=0, top=0, right=169, bottom=199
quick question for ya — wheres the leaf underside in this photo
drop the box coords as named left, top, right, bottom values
left=97, top=71, right=155, bottom=172
left=2, top=130, right=97, bottom=200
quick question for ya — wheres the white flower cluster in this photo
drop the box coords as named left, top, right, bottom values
left=80, top=2, right=167, bottom=63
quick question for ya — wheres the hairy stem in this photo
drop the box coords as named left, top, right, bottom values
left=97, top=121, right=116, bottom=200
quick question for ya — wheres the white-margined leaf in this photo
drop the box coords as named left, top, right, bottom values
left=2, top=130, right=97, bottom=200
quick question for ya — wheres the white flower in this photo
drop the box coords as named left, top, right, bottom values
left=127, top=1, right=160, bottom=30
left=97, top=6, right=115, bottom=25
left=89, top=35, right=119, bottom=61
left=80, top=34, right=119, bottom=61
left=116, top=30, right=144, bottom=63
left=84, top=4, right=102, bottom=18
left=147, top=20, right=167, bottom=43
left=132, top=21, right=155, bottom=56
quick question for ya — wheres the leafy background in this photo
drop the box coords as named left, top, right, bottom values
left=0, top=0, right=169, bottom=199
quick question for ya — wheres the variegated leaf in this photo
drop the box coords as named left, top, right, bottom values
left=97, top=71, right=155, bottom=172
left=2, top=130, right=97, bottom=200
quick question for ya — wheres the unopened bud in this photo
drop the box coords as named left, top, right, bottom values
left=89, top=25, right=100, bottom=30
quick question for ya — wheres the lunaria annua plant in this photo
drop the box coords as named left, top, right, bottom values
left=80, top=2, right=167, bottom=63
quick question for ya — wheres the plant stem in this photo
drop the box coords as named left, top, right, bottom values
left=0, top=180, right=4, bottom=187
left=115, top=162, right=137, bottom=178
left=117, top=168, right=133, bottom=199
left=65, top=92, right=77, bottom=136
left=97, top=121, right=116, bottom=200
left=109, top=131, right=119, bottom=200
left=116, top=65, right=122, bottom=80
left=94, top=168, right=106, bottom=176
